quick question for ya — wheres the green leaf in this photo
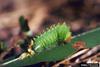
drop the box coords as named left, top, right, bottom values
left=1, top=27, right=100, bottom=67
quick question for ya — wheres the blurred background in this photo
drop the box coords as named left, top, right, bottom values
left=0, top=0, right=100, bottom=66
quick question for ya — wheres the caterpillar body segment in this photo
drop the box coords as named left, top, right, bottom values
left=57, top=23, right=71, bottom=41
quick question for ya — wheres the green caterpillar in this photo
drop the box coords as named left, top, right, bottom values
left=19, top=16, right=71, bottom=59
left=33, top=23, right=71, bottom=53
